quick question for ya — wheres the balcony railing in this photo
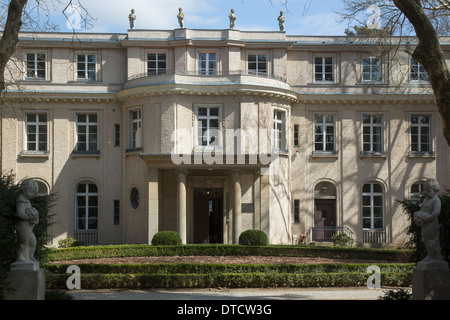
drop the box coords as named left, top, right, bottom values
left=127, top=70, right=287, bottom=83
left=307, top=226, right=353, bottom=242
left=363, top=230, right=386, bottom=244
left=74, top=230, right=98, bottom=246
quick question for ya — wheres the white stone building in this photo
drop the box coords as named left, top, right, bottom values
left=2, top=28, right=449, bottom=247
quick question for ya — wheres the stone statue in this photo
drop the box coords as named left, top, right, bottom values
left=229, top=9, right=236, bottom=29
left=414, top=179, right=444, bottom=263
left=177, top=7, right=185, bottom=28
left=14, top=179, right=39, bottom=265
left=128, top=9, right=136, bottom=29
left=278, top=11, right=285, bottom=32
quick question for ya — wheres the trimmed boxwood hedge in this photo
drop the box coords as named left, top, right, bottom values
left=47, top=244, right=413, bottom=262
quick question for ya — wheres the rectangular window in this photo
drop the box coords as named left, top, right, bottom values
left=362, top=114, right=383, bottom=153
left=129, top=109, right=142, bottom=150
left=196, top=105, right=221, bottom=148
left=198, top=52, right=217, bottom=75
left=75, top=183, right=98, bottom=230
left=273, top=109, right=286, bottom=151
left=114, top=200, right=120, bottom=225
left=248, top=54, right=267, bottom=76
left=294, top=199, right=300, bottom=224
left=114, top=124, right=120, bottom=147
left=314, top=114, right=335, bottom=153
left=76, top=54, right=96, bottom=81
left=25, top=113, right=48, bottom=152
left=362, top=183, right=384, bottom=230
left=411, top=114, right=431, bottom=154
left=294, top=124, right=299, bottom=147
left=315, top=56, right=333, bottom=82
left=76, top=113, right=98, bottom=153
left=411, top=59, right=429, bottom=83
left=147, top=52, right=167, bottom=75
left=362, top=57, right=381, bottom=83
left=25, top=53, right=46, bottom=80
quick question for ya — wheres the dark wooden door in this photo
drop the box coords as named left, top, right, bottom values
left=194, top=196, right=210, bottom=243
left=314, top=199, right=336, bottom=241
left=193, top=189, right=223, bottom=244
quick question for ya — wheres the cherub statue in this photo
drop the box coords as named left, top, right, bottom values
left=278, top=11, right=285, bottom=32
left=15, top=179, right=39, bottom=263
left=414, top=179, right=444, bottom=262
left=128, top=9, right=136, bottom=29
left=229, top=9, right=236, bottom=29
left=177, top=7, right=185, bottom=28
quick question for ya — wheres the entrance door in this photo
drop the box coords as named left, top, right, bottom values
left=193, top=188, right=223, bottom=244
left=314, top=199, right=336, bottom=241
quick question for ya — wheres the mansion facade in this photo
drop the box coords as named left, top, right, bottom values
left=2, top=28, right=449, bottom=247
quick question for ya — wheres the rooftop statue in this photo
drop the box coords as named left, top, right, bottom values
left=229, top=9, right=236, bottom=29
left=128, top=9, right=136, bottom=29
left=178, top=7, right=185, bottom=28
left=278, top=11, right=285, bottom=32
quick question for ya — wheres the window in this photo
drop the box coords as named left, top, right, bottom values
left=147, top=52, right=167, bottom=75
left=411, top=114, right=431, bottom=154
left=273, top=109, right=286, bottom=152
left=198, top=52, right=217, bottom=75
left=114, top=124, right=120, bottom=147
left=75, top=183, right=98, bottom=230
left=130, top=187, right=140, bottom=210
left=34, top=179, right=50, bottom=196
left=75, top=113, right=98, bottom=153
left=25, top=113, right=48, bottom=152
left=362, top=57, right=381, bottom=83
left=25, top=53, right=46, bottom=80
left=362, top=115, right=383, bottom=153
left=248, top=54, right=267, bottom=76
left=314, top=114, right=335, bottom=153
left=411, top=59, right=429, bottom=83
left=362, top=183, right=384, bottom=229
left=411, top=182, right=425, bottom=202
left=294, top=124, right=299, bottom=147
left=315, top=56, right=333, bottom=82
left=76, top=53, right=96, bottom=81
left=114, top=200, right=120, bottom=225
left=129, top=108, right=142, bottom=150
left=294, top=199, right=300, bottom=224
left=196, top=105, right=221, bottom=148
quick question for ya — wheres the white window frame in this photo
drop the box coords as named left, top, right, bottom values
left=194, top=104, right=222, bottom=150
left=247, top=52, right=268, bottom=76
left=197, top=50, right=218, bottom=75
left=24, top=111, right=49, bottom=153
left=147, top=51, right=167, bottom=75
left=410, top=113, right=432, bottom=154
left=273, top=107, right=287, bottom=152
left=362, top=182, right=384, bottom=230
left=410, top=181, right=426, bottom=202
left=75, top=182, right=99, bottom=231
left=24, top=51, right=47, bottom=81
left=410, top=59, right=429, bottom=83
left=362, top=56, right=382, bottom=83
left=128, top=107, right=142, bottom=150
left=314, top=55, right=334, bottom=83
left=362, top=114, right=384, bottom=154
left=313, top=113, right=336, bottom=154
left=75, top=112, right=99, bottom=153
left=76, top=52, right=97, bottom=81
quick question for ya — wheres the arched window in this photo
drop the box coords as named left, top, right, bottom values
left=75, top=182, right=98, bottom=230
left=362, top=183, right=384, bottom=230
left=34, top=179, right=50, bottom=195
left=411, top=181, right=425, bottom=202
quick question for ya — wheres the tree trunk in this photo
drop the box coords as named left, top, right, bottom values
left=394, top=0, right=450, bottom=146
left=0, top=0, right=28, bottom=92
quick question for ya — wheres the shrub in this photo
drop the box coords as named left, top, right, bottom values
left=151, top=231, right=182, bottom=246
left=238, top=230, right=269, bottom=246
left=331, top=232, right=353, bottom=247
left=58, top=238, right=84, bottom=248
left=379, top=288, right=412, bottom=300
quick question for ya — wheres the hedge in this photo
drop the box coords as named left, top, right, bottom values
left=46, top=262, right=415, bottom=275
left=48, top=244, right=413, bottom=262
left=47, top=271, right=413, bottom=290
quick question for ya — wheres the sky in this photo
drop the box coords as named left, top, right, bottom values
left=46, top=0, right=350, bottom=36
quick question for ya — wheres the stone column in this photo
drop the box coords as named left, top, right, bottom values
left=177, top=170, right=187, bottom=244
left=233, top=170, right=242, bottom=244
left=148, top=168, right=159, bottom=244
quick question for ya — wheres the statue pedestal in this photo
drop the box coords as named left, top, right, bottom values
left=3, top=262, right=45, bottom=300
left=412, top=260, right=450, bottom=300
